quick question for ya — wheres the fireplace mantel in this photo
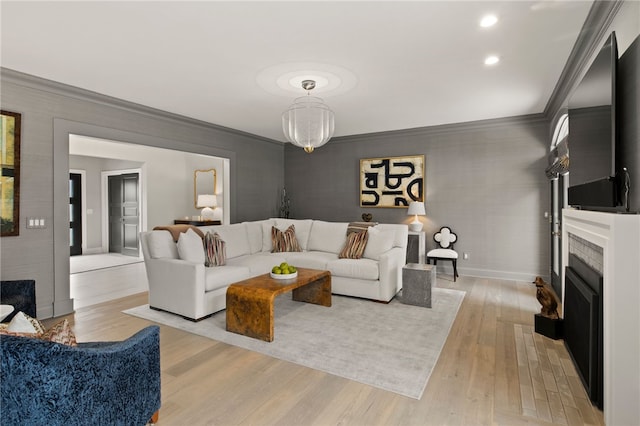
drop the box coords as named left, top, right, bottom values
left=562, top=208, right=640, bottom=425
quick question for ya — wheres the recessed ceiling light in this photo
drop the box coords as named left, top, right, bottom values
left=484, top=55, right=500, bottom=66
left=480, top=14, right=498, bottom=28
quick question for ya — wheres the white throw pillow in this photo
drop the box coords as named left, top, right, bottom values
left=244, top=220, right=266, bottom=254
left=177, top=228, right=205, bottom=264
left=363, top=227, right=395, bottom=260
left=147, top=231, right=179, bottom=259
left=260, top=220, right=277, bottom=252
left=7, top=311, right=45, bottom=334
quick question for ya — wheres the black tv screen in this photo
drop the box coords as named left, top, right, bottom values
left=568, top=32, right=618, bottom=210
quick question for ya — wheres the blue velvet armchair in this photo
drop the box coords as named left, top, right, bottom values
left=0, top=325, right=161, bottom=426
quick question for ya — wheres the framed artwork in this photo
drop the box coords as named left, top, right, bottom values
left=360, top=155, right=424, bottom=208
left=1, top=110, right=21, bottom=236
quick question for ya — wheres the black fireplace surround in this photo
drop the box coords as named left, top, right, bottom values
left=564, top=254, right=603, bottom=409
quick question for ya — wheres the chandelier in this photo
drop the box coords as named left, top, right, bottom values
left=282, top=79, right=335, bottom=153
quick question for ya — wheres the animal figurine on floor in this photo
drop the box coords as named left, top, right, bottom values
left=533, top=276, right=559, bottom=319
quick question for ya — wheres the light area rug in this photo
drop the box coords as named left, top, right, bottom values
left=124, top=287, right=465, bottom=399
left=70, top=253, right=143, bottom=274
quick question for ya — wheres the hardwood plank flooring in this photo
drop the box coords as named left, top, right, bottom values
left=43, top=273, right=604, bottom=425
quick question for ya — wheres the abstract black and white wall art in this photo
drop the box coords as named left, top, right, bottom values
left=360, top=155, right=424, bottom=208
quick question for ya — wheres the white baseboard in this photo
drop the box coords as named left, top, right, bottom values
left=54, top=298, right=75, bottom=318
left=83, top=247, right=104, bottom=255
left=432, top=264, right=549, bottom=283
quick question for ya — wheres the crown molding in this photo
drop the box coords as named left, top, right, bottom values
left=544, top=0, right=624, bottom=120
left=0, top=67, right=283, bottom=146
left=331, top=113, right=548, bottom=144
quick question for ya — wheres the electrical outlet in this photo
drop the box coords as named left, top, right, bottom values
left=463, top=252, right=469, bottom=260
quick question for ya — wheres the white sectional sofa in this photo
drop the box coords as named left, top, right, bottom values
left=140, top=218, right=408, bottom=320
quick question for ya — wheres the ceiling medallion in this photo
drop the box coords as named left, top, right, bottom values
left=282, top=79, right=335, bottom=153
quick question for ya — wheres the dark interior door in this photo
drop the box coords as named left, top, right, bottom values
left=108, top=173, right=139, bottom=257
left=69, top=173, right=82, bottom=256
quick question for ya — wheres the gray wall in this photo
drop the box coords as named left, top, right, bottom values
left=285, top=116, right=551, bottom=281
left=0, top=69, right=284, bottom=318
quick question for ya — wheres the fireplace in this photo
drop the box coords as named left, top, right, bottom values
left=564, top=254, right=603, bottom=408
left=562, top=208, right=640, bottom=425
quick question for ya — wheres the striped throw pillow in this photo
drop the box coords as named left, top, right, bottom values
left=271, top=225, right=302, bottom=253
left=339, top=229, right=369, bottom=259
left=42, top=319, right=77, bottom=346
left=204, top=232, right=226, bottom=266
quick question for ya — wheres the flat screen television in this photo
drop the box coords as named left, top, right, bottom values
left=568, top=32, right=621, bottom=210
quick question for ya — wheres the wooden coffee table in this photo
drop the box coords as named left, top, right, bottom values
left=226, top=268, right=331, bottom=342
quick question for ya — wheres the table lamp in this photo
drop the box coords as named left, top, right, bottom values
left=407, top=201, right=426, bottom=232
left=197, top=194, right=217, bottom=220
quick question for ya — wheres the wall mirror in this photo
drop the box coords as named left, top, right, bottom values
left=194, top=168, right=217, bottom=208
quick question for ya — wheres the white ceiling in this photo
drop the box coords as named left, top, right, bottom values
left=0, top=1, right=594, bottom=142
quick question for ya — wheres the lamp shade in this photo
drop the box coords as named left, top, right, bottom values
left=197, top=194, right=217, bottom=208
left=407, top=201, right=426, bottom=216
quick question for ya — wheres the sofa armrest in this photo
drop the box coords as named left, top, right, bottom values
left=1, top=326, right=161, bottom=425
left=144, top=257, right=207, bottom=319
left=378, top=246, right=407, bottom=299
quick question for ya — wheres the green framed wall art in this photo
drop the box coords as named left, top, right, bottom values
left=1, top=110, right=21, bottom=236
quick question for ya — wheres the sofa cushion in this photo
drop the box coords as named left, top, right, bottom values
left=284, top=251, right=337, bottom=270
left=272, top=219, right=313, bottom=250
left=177, top=228, right=205, bottom=264
left=147, top=231, right=179, bottom=259
left=363, top=226, right=395, bottom=260
left=244, top=220, right=271, bottom=254
left=327, top=258, right=379, bottom=281
left=208, top=223, right=251, bottom=259
left=204, top=232, right=226, bottom=266
left=204, top=266, right=251, bottom=292
left=271, top=225, right=302, bottom=253
left=226, top=253, right=288, bottom=276
left=339, top=230, right=369, bottom=259
left=307, top=221, right=348, bottom=254
left=374, top=224, right=407, bottom=248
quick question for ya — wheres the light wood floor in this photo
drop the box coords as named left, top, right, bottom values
left=46, top=272, right=604, bottom=426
